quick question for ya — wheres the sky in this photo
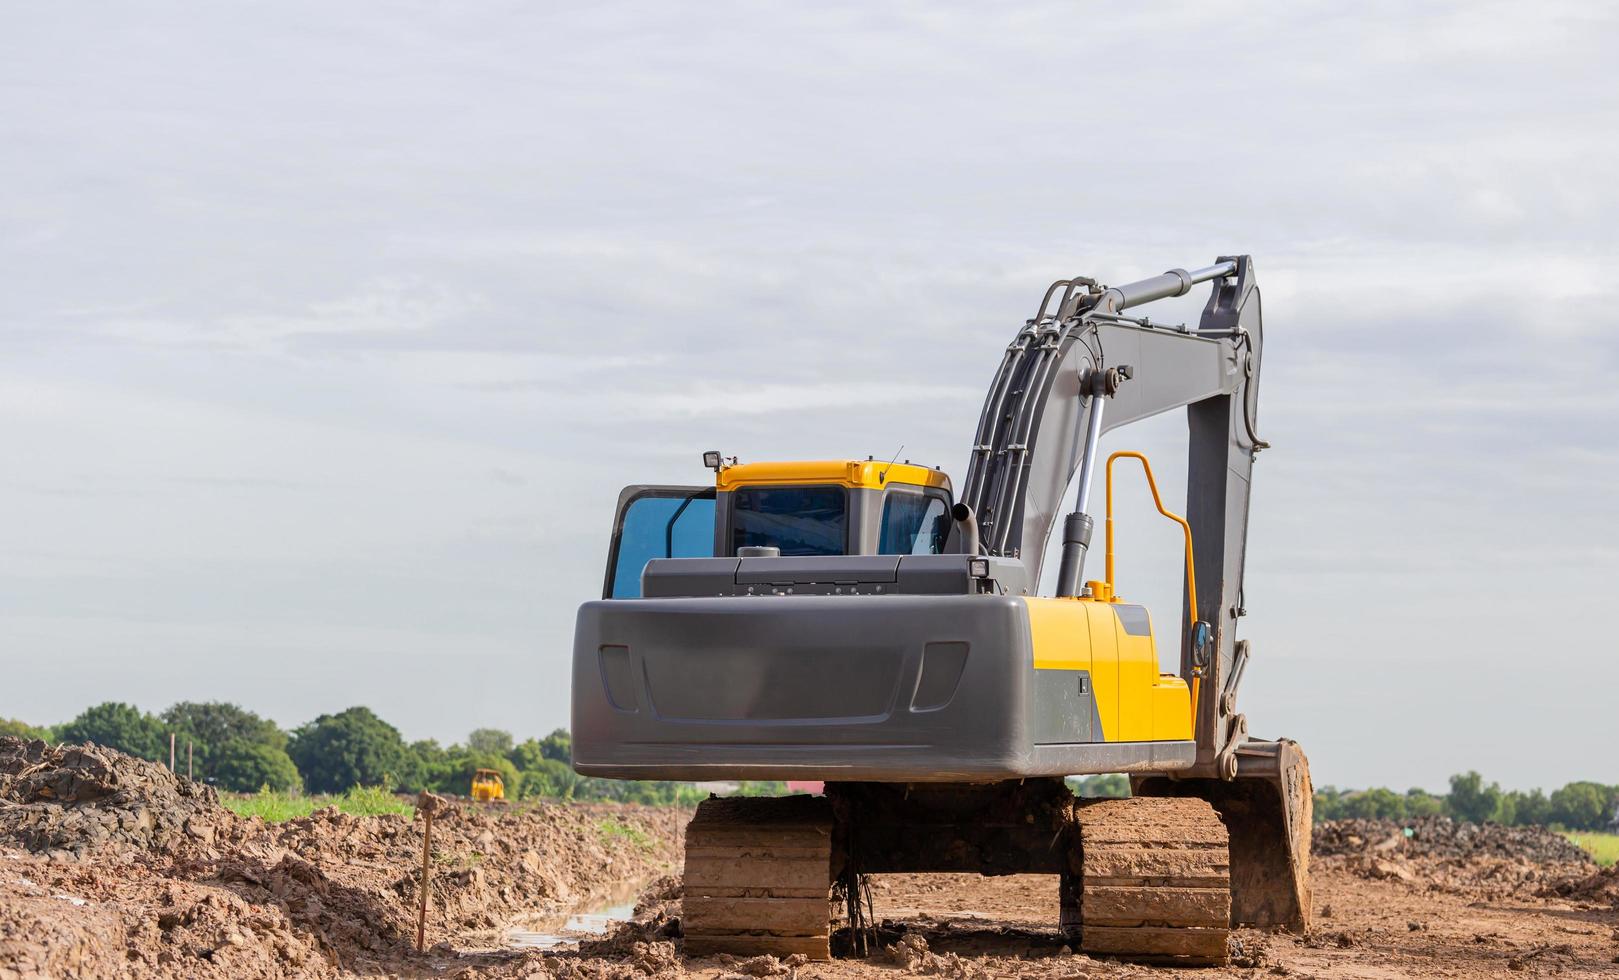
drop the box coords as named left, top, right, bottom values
left=2, top=1, right=1616, bottom=792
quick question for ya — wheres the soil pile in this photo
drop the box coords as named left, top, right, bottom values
left=1313, top=817, right=1596, bottom=900
left=1315, top=816, right=1592, bottom=864
left=1539, top=863, right=1619, bottom=907
left=0, top=738, right=224, bottom=861
left=0, top=737, right=686, bottom=979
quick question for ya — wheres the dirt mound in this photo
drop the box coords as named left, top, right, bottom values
left=1315, top=816, right=1592, bottom=864
left=0, top=737, right=688, bottom=979
left=0, top=737, right=225, bottom=861
left=1313, top=817, right=1599, bottom=902
left=1539, top=864, right=1619, bottom=907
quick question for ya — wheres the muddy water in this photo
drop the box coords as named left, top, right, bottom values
left=507, top=898, right=639, bottom=949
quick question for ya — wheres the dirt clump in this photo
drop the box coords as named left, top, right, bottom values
left=1539, top=863, right=1619, bottom=907
left=1314, top=816, right=1591, bottom=864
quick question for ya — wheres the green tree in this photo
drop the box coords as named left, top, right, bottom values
left=1342, top=787, right=1407, bottom=820
left=1447, top=771, right=1502, bottom=824
left=1549, top=782, right=1610, bottom=831
left=466, top=728, right=514, bottom=756
left=161, top=702, right=286, bottom=780
left=402, top=739, right=455, bottom=793
left=508, top=738, right=547, bottom=772
left=287, top=706, right=409, bottom=794
left=58, top=702, right=166, bottom=761
left=1312, top=787, right=1347, bottom=822
left=1404, top=788, right=1446, bottom=818
left=539, top=728, right=571, bottom=763
left=1068, top=773, right=1130, bottom=798
left=518, top=758, right=581, bottom=799
left=212, top=740, right=302, bottom=792
left=0, top=718, right=53, bottom=741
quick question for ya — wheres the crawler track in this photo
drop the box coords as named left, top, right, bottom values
left=681, top=796, right=838, bottom=960
left=1074, top=796, right=1232, bottom=965
left=680, top=790, right=1232, bottom=965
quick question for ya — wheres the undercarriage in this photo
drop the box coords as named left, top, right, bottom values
left=680, top=776, right=1308, bottom=966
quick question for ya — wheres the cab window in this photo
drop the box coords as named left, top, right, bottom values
left=731, top=485, right=847, bottom=556
left=608, top=489, right=715, bottom=598
left=879, top=488, right=949, bottom=555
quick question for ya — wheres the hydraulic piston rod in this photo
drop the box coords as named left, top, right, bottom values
left=1093, top=261, right=1237, bottom=315
left=1055, top=372, right=1106, bottom=598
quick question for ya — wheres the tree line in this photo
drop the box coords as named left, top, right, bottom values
left=1070, top=772, right=1617, bottom=832
left=1314, top=772, right=1618, bottom=831
left=0, top=702, right=768, bottom=805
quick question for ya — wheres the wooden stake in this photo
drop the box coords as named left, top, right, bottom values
left=187, top=742, right=193, bottom=780
left=169, top=732, right=176, bottom=771
left=417, top=804, right=433, bottom=952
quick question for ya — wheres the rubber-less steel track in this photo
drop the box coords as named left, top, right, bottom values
left=1075, top=796, right=1232, bottom=965
left=682, top=796, right=837, bottom=960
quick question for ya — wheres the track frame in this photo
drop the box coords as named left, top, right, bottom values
left=680, top=780, right=1236, bottom=965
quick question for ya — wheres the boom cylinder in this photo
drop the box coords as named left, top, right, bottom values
left=1095, top=261, right=1237, bottom=315
left=1053, top=512, right=1094, bottom=598
left=1056, top=374, right=1108, bottom=597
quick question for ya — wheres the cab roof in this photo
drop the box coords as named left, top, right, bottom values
left=715, top=459, right=952, bottom=492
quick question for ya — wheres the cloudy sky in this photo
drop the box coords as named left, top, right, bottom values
left=3, top=2, right=1615, bottom=792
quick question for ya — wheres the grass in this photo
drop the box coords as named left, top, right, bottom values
left=337, top=784, right=415, bottom=817
left=595, top=816, right=652, bottom=850
left=1563, top=830, right=1619, bottom=867
left=222, top=785, right=414, bottom=822
left=223, top=788, right=318, bottom=822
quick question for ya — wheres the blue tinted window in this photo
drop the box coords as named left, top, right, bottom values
left=731, top=486, right=846, bottom=556
left=879, top=490, right=949, bottom=554
left=610, top=492, right=715, bottom=598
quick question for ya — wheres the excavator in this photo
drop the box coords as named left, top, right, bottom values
left=570, top=256, right=1311, bottom=965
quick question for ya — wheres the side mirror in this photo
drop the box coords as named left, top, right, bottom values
left=1190, top=620, right=1214, bottom=670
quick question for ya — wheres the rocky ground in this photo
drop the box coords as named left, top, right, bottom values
left=0, top=737, right=685, bottom=978
left=3, top=737, right=1616, bottom=979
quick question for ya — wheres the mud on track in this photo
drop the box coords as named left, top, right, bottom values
left=3, top=737, right=1616, bottom=979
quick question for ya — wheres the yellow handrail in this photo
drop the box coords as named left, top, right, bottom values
left=1104, top=451, right=1202, bottom=736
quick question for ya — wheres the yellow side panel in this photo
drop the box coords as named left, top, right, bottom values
left=1083, top=603, right=1121, bottom=742
left=1025, top=597, right=1109, bottom=742
left=1152, top=677, right=1193, bottom=741
left=1113, top=609, right=1157, bottom=742
left=1024, top=597, right=1091, bottom=671
left=1024, top=597, right=1190, bottom=744
left=1023, top=600, right=1126, bottom=743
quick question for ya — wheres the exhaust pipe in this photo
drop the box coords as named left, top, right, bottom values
left=952, top=502, right=980, bottom=556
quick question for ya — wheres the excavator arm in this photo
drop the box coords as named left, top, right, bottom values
left=961, top=256, right=1262, bottom=769
left=962, top=256, right=1310, bottom=929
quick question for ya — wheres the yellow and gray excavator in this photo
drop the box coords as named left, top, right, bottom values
left=570, top=256, right=1311, bottom=965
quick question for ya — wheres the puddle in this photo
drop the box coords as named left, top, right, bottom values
left=508, top=900, right=638, bottom=949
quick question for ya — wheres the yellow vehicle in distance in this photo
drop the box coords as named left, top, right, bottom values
left=470, top=768, right=507, bottom=804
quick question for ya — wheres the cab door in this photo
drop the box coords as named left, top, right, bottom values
left=602, top=485, right=716, bottom=598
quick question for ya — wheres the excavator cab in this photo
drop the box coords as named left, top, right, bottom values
left=601, top=460, right=954, bottom=598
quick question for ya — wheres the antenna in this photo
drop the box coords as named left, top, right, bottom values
left=878, top=444, right=905, bottom=484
